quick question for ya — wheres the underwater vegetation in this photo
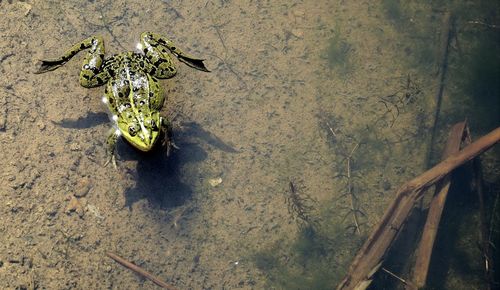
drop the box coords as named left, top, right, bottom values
left=382, top=0, right=440, bottom=70
left=250, top=180, right=365, bottom=289
left=285, top=180, right=320, bottom=230
left=382, top=0, right=402, bottom=22
left=251, top=225, right=344, bottom=290
left=326, top=30, right=352, bottom=77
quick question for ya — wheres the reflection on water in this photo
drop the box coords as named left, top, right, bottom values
left=0, top=0, right=498, bottom=289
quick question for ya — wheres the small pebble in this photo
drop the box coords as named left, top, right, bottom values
left=208, top=177, right=222, bottom=187
left=65, top=196, right=85, bottom=218
left=74, top=177, right=92, bottom=197
left=69, top=143, right=80, bottom=151
left=37, top=121, right=46, bottom=131
left=291, top=28, right=303, bottom=38
left=293, top=9, right=304, bottom=17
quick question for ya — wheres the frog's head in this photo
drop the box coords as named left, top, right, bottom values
left=118, top=112, right=161, bottom=152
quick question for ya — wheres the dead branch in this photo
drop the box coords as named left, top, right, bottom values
left=410, top=121, right=467, bottom=288
left=336, top=125, right=500, bottom=290
left=107, top=252, right=178, bottom=290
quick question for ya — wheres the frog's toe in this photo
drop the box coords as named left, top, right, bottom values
left=163, top=139, right=179, bottom=157
left=104, top=154, right=118, bottom=169
left=170, top=141, right=180, bottom=150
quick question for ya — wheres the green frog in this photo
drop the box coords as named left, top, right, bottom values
left=35, top=32, right=209, bottom=167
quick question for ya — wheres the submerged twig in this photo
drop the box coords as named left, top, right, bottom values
left=346, top=142, right=362, bottom=234
left=467, top=20, right=499, bottom=29
left=411, top=121, right=466, bottom=288
left=337, top=125, right=500, bottom=290
left=382, top=267, right=417, bottom=289
left=107, top=252, right=178, bottom=290
left=204, top=0, right=247, bottom=89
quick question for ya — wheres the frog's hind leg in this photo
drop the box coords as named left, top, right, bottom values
left=139, top=32, right=210, bottom=79
left=35, top=36, right=102, bottom=74
left=35, top=36, right=110, bottom=88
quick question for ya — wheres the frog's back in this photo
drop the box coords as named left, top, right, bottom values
left=103, top=52, right=164, bottom=120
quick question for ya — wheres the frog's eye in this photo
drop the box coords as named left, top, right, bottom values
left=150, top=120, right=158, bottom=131
left=128, top=125, right=137, bottom=136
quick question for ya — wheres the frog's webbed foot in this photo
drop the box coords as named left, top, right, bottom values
left=104, top=128, right=120, bottom=169
left=104, top=154, right=117, bottom=169
left=34, top=59, right=66, bottom=74
left=176, top=55, right=210, bottom=72
left=165, top=139, right=180, bottom=157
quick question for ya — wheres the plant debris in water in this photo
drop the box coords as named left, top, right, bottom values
left=285, top=179, right=320, bottom=230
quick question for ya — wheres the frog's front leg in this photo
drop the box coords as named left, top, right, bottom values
left=104, top=128, right=120, bottom=168
left=139, top=32, right=210, bottom=79
left=35, top=36, right=110, bottom=88
left=160, top=117, right=179, bottom=157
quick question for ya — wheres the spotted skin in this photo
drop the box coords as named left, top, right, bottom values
left=35, top=32, right=209, bottom=167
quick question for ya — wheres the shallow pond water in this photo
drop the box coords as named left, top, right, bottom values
left=1, top=1, right=499, bottom=289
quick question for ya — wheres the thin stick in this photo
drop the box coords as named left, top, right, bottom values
left=326, top=121, right=337, bottom=138
left=382, top=267, right=417, bottom=289
left=107, top=252, right=178, bottom=290
left=467, top=20, right=499, bottom=29
left=346, top=143, right=361, bottom=234
left=336, top=126, right=500, bottom=290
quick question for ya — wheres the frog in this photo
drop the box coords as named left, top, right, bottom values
left=35, top=32, right=209, bottom=167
